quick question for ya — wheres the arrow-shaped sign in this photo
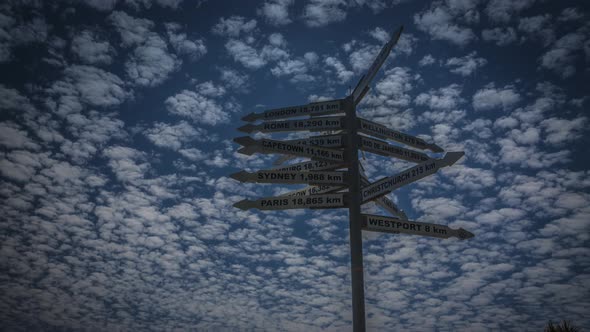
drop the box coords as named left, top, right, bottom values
left=270, top=159, right=345, bottom=172
left=352, top=26, right=403, bottom=103
left=234, top=136, right=346, bottom=162
left=284, top=134, right=345, bottom=148
left=238, top=116, right=344, bottom=134
left=359, top=135, right=431, bottom=163
left=358, top=118, right=443, bottom=152
left=278, top=184, right=344, bottom=197
left=361, top=214, right=474, bottom=240
left=360, top=176, right=407, bottom=220
left=242, top=99, right=344, bottom=122
left=230, top=170, right=348, bottom=185
left=234, top=193, right=347, bottom=210
left=361, top=152, right=464, bottom=203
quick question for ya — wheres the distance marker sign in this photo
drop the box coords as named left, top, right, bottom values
left=358, top=117, right=443, bottom=152
left=239, top=116, right=344, bottom=134
left=278, top=184, right=344, bottom=197
left=359, top=135, right=431, bottom=163
left=270, top=160, right=345, bottom=172
left=235, top=136, right=345, bottom=162
left=230, top=170, right=348, bottom=185
left=241, top=99, right=344, bottom=122
left=234, top=193, right=347, bottom=210
left=284, top=134, right=345, bottom=148
left=361, top=214, right=474, bottom=240
left=361, top=152, right=464, bottom=203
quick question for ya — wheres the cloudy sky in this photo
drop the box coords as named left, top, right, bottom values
left=1, top=0, right=589, bottom=331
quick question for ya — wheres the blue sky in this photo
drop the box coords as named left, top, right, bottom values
left=1, top=0, right=589, bottom=331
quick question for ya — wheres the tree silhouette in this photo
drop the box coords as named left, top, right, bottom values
left=544, top=320, right=581, bottom=332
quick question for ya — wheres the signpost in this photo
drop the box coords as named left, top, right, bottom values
left=283, top=134, right=345, bottom=148
left=361, top=214, right=474, bottom=240
left=358, top=117, right=443, bottom=152
left=230, top=25, right=472, bottom=332
left=230, top=170, right=348, bottom=185
left=359, top=135, right=431, bottom=163
left=235, top=136, right=346, bottom=162
left=241, top=99, right=344, bottom=122
left=361, top=152, right=464, bottom=203
left=234, top=193, right=347, bottom=210
left=238, top=116, right=345, bottom=134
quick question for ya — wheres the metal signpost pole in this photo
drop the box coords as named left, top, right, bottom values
left=344, top=96, right=366, bottom=332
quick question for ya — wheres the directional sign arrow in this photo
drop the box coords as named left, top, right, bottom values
left=361, top=214, right=474, bottom=240
left=278, top=184, right=344, bottom=197
left=359, top=135, right=431, bottom=163
left=361, top=151, right=464, bottom=203
left=233, top=136, right=346, bottom=162
left=241, top=99, right=344, bottom=122
left=270, top=160, right=346, bottom=172
left=230, top=170, right=348, bottom=185
left=233, top=193, right=347, bottom=210
left=352, top=26, right=403, bottom=103
left=360, top=175, right=407, bottom=220
left=358, top=118, right=443, bottom=152
left=238, top=116, right=344, bottom=134
left=284, top=134, right=345, bottom=148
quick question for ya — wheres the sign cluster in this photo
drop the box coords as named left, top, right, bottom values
left=229, top=25, right=474, bottom=331
left=230, top=95, right=473, bottom=240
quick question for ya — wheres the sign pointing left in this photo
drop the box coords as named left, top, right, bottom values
left=242, top=99, right=344, bottom=122
left=234, top=136, right=346, bottom=162
left=234, top=193, right=347, bottom=210
left=230, top=170, right=348, bottom=185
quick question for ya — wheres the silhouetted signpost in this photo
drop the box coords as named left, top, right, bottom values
left=230, top=26, right=473, bottom=332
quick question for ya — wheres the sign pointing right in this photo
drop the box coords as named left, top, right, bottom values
left=361, top=214, right=474, bottom=240
left=358, top=117, right=443, bottom=152
left=361, top=152, right=464, bottom=203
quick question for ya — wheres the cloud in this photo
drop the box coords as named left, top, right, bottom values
left=125, top=34, right=181, bottom=87
left=212, top=16, right=257, bottom=37
left=81, top=0, right=186, bottom=11
left=540, top=117, right=588, bottom=145
left=0, top=84, right=35, bottom=112
left=103, top=145, right=149, bottom=183
left=414, top=3, right=476, bottom=46
left=303, top=0, right=347, bottom=27
left=225, top=33, right=289, bottom=70
left=47, top=65, right=130, bottom=110
left=323, top=56, right=354, bottom=82
left=108, top=10, right=154, bottom=47
left=257, top=0, right=293, bottom=26
left=445, top=51, right=487, bottom=76
left=369, top=27, right=389, bottom=43
left=348, top=44, right=381, bottom=73
left=0, top=14, right=49, bottom=62
left=558, top=7, right=584, bottom=22
left=539, top=31, right=586, bottom=78
left=518, top=14, right=555, bottom=47
left=415, top=83, right=464, bottom=111
left=418, top=54, right=436, bottom=66
left=482, top=27, right=517, bottom=46
left=472, top=84, right=520, bottom=111
left=165, top=89, right=230, bottom=125
left=0, top=122, right=40, bottom=150
left=70, top=29, right=116, bottom=65
left=145, top=121, right=210, bottom=150
left=225, top=40, right=267, bottom=69
left=165, top=22, right=207, bottom=60
left=484, top=0, right=536, bottom=23
left=218, top=67, right=249, bottom=92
